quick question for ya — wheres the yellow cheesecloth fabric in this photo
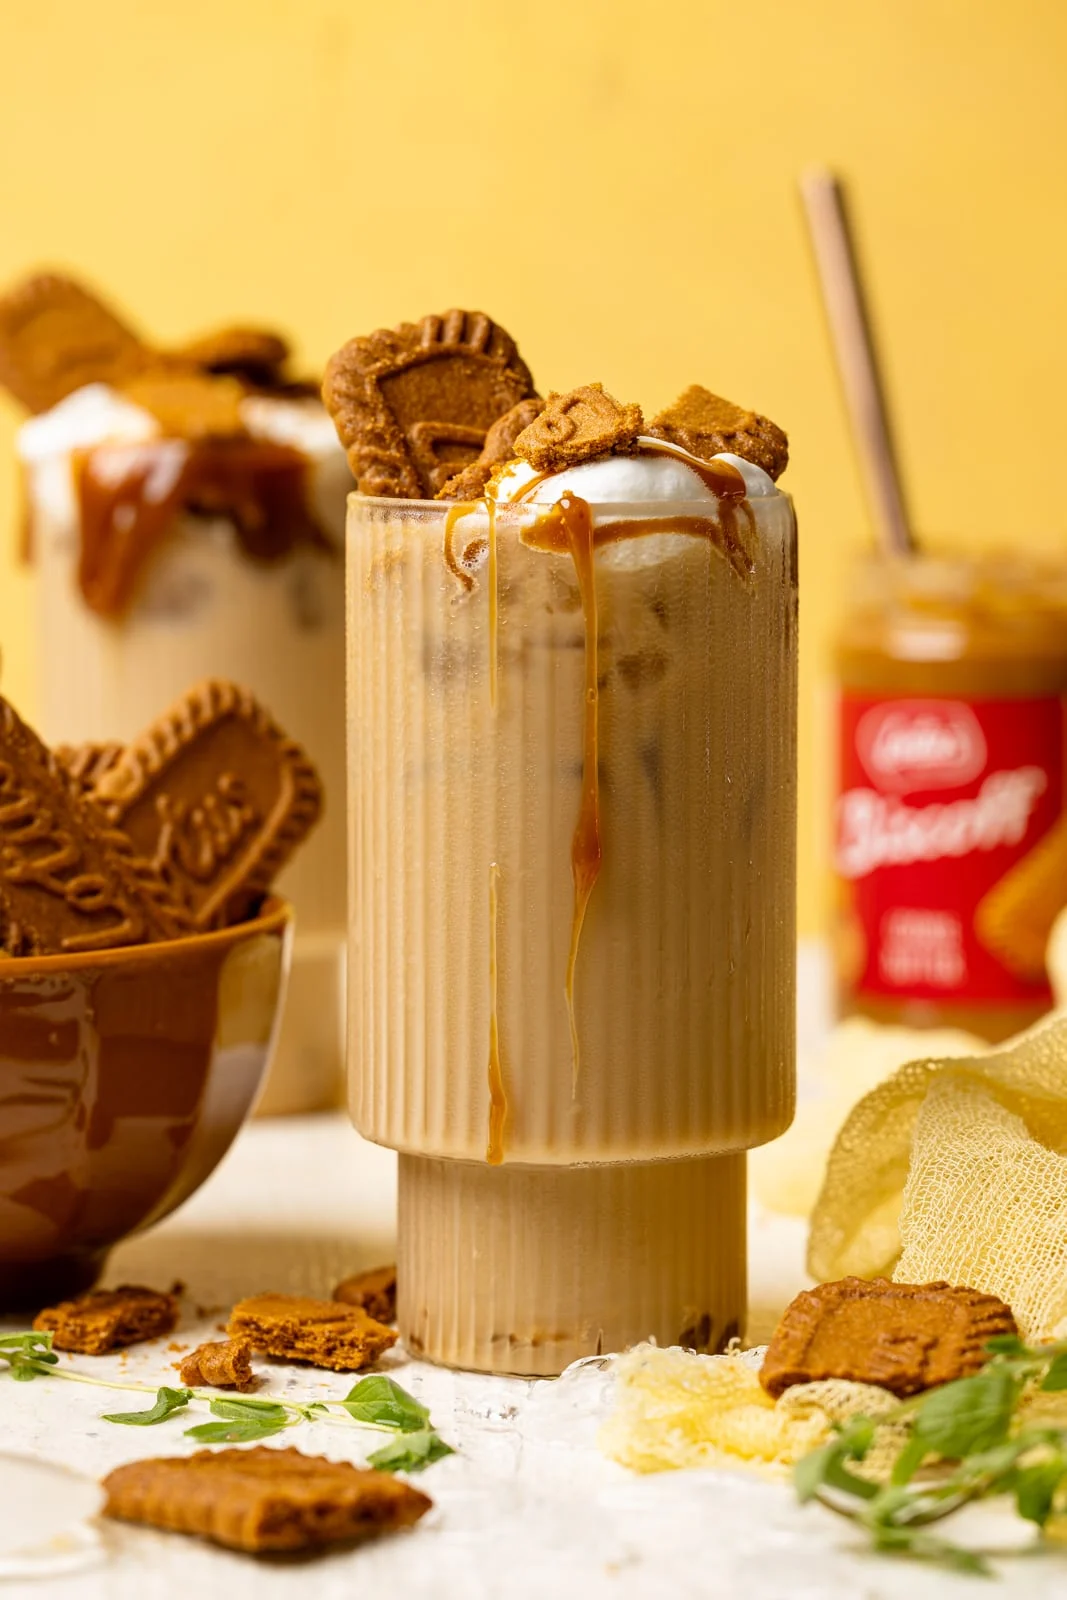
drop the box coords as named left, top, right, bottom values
left=749, top=1019, right=983, bottom=1219
left=599, top=1346, right=904, bottom=1478
left=808, top=1012, right=1067, bottom=1340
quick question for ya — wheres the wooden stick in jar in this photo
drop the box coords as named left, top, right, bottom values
left=801, top=167, right=915, bottom=557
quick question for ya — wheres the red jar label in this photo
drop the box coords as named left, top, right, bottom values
left=835, top=694, right=1065, bottom=1002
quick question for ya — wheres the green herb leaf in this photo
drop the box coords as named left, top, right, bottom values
left=982, top=1334, right=1029, bottom=1358
left=207, top=1397, right=289, bottom=1423
left=870, top=1524, right=992, bottom=1577
left=342, top=1375, right=430, bottom=1433
left=910, top=1368, right=1018, bottom=1459
left=102, top=1386, right=193, bottom=1426
left=1013, top=1457, right=1067, bottom=1526
left=0, top=1331, right=59, bottom=1382
left=183, top=1397, right=291, bottom=1441
left=0, top=1331, right=55, bottom=1352
left=795, top=1418, right=878, bottom=1504
left=368, top=1428, right=454, bottom=1473
left=184, top=1417, right=289, bottom=1444
left=1040, top=1352, right=1067, bottom=1392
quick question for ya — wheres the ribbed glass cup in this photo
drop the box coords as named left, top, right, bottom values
left=346, top=489, right=797, bottom=1371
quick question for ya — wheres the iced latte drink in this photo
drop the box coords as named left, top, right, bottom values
left=328, top=315, right=797, bottom=1373
left=0, top=274, right=351, bottom=1113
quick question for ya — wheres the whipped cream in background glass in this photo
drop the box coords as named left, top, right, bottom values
left=19, top=384, right=351, bottom=1114
left=347, top=435, right=797, bottom=1373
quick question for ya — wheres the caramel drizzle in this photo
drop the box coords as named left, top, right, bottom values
left=525, top=493, right=602, bottom=1091
left=443, top=446, right=760, bottom=1105
left=443, top=502, right=477, bottom=592
left=70, top=436, right=330, bottom=619
left=486, top=861, right=508, bottom=1164
left=444, top=498, right=501, bottom=708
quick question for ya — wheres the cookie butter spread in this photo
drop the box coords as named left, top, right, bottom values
left=835, top=552, right=1067, bottom=1042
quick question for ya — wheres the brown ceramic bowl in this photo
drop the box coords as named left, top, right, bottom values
left=0, top=899, right=292, bottom=1309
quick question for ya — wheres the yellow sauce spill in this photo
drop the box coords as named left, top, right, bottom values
left=486, top=860, right=507, bottom=1163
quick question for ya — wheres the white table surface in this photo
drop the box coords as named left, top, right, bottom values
left=3, top=948, right=1064, bottom=1598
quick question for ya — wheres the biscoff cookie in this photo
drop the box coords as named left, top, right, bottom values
left=91, top=679, right=324, bottom=929
left=759, top=1277, right=1017, bottom=1399
left=437, top=396, right=546, bottom=499
left=323, top=308, right=537, bottom=498
left=512, top=383, right=643, bottom=472
left=103, top=1446, right=431, bottom=1553
left=0, top=272, right=150, bottom=414
left=34, top=1284, right=180, bottom=1355
left=975, top=813, right=1067, bottom=982
left=648, top=384, right=789, bottom=480
left=0, top=695, right=193, bottom=955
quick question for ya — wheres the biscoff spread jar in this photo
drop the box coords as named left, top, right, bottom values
left=833, top=552, right=1067, bottom=1042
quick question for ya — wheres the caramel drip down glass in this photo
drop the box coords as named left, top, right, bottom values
left=346, top=490, right=798, bottom=1375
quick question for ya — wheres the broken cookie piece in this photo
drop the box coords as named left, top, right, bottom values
left=437, top=397, right=546, bottom=499
left=119, top=369, right=247, bottom=440
left=648, top=385, right=788, bottom=481
left=759, top=1278, right=1018, bottom=1399
left=228, top=1293, right=398, bottom=1372
left=170, top=326, right=290, bottom=387
left=102, top=1446, right=431, bottom=1554
left=34, top=1284, right=180, bottom=1355
left=178, top=1338, right=255, bottom=1391
left=512, top=383, right=643, bottom=472
left=333, top=1266, right=397, bottom=1324
left=0, top=272, right=151, bottom=414
left=323, top=309, right=537, bottom=498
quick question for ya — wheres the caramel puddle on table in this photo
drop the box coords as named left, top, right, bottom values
left=486, top=861, right=507, bottom=1164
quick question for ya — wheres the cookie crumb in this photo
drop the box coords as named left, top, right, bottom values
left=34, top=1284, right=180, bottom=1356
left=178, top=1338, right=256, bottom=1391
left=228, top=1293, right=398, bottom=1373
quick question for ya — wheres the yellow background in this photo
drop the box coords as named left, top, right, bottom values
left=2, top=0, right=1066, bottom=935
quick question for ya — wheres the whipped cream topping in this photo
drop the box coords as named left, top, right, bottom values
left=17, top=384, right=346, bottom=466
left=17, top=384, right=159, bottom=462
left=491, top=436, right=780, bottom=509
